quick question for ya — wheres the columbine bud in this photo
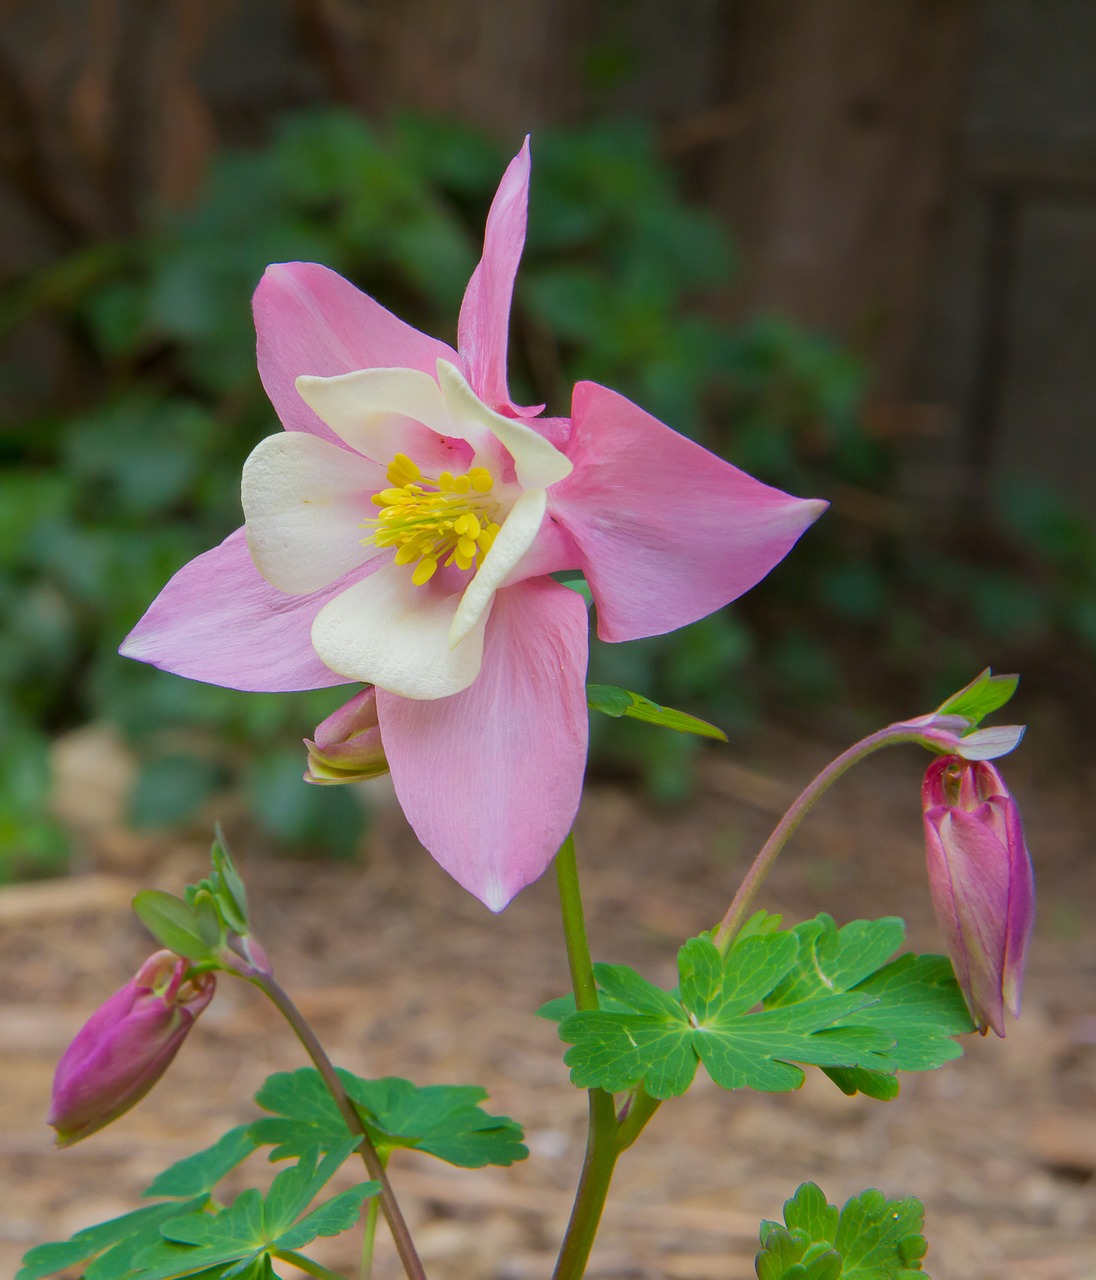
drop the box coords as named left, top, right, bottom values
left=922, top=756, right=1035, bottom=1037
left=304, top=687, right=388, bottom=785
left=48, top=951, right=215, bottom=1146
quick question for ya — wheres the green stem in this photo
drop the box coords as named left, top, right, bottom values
left=552, top=834, right=621, bottom=1280
left=254, top=975, right=427, bottom=1280
left=711, top=726, right=926, bottom=953
left=615, top=1087, right=661, bottom=1152
left=360, top=1176, right=380, bottom=1280
left=271, top=1249, right=348, bottom=1279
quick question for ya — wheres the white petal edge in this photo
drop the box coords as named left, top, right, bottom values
left=295, top=368, right=454, bottom=461
left=311, top=561, right=491, bottom=698
left=450, top=486, right=547, bottom=647
left=242, top=432, right=387, bottom=594
left=437, top=360, right=573, bottom=488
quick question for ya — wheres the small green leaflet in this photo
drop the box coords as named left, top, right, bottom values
left=762, top=915, right=974, bottom=1098
left=133, top=1142, right=376, bottom=1280
left=756, top=1182, right=930, bottom=1279
left=250, top=1068, right=528, bottom=1168
left=934, top=668, right=1018, bottom=728
left=586, top=683, right=728, bottom=741
left=556, top=915, right=974, bottom=1099
left=143, top=1125, right=260, bottom=1199
left=16, top=1198, right=207, bottom=1280
left=132, top=889, right=219, bottom=963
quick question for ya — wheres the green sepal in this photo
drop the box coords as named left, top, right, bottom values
left=755, top=1182, right=931, bottom=1278
left=132, top=890, right=219, bottom=963
left=934, top=668, right=1018, bottom=727
left=250, top=1068, right=527, bottom=1168
left=586, top=683, right=728, bottom=741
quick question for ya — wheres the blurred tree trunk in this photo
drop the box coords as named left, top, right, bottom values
left=708, top=0, right=975, bottom=394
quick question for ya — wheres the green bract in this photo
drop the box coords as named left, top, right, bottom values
left=586, top=682, right=728, bottom=740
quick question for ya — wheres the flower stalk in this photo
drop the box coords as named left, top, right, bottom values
left=711, top=725, right=932, bottom=952
left=552, top=834, right=621, bottom=1280
left=252, top=974, right=427, bottom=1280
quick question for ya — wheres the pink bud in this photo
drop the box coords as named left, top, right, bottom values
left=922, top=756, right=1035, bottom=1037
left=304, top=687, right=388, bottom=785
left=48, top=951, right=215, bottom=1146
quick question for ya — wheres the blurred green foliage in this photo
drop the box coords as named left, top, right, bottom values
left=2, top=110, right=1094, bottom=874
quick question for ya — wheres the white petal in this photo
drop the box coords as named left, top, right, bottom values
left=242, top=433, right=386, bottom=594
left=437, top=360, right=573, bottom=488
left=449, top=487, right=546, bottom=647
left=295, top=368, right=454, bottom=461
left=311, top=563, right=491, bottom=698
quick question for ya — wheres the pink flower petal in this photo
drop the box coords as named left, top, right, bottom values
left=255, top=263, right=458, bottom=443
left=377, top=577, right=589, bottom=910
left=457, top=139, right=539, bottom=418
left=120, top=527, right=359, bottom=692
left=549, top=381, right=828, bottom=642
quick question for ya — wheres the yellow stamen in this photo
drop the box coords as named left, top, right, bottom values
left=363, top=456, right=503, bottom=586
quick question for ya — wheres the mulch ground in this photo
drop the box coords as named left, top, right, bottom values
left=1, top=724, right=1093, bottom=1279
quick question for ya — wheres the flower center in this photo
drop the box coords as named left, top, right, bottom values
left=363, top=453, right=501, bottom=586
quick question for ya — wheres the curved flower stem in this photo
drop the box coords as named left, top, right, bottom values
left=711, top=726, right=926, bottom=953
left=254, top=975, right=427, bottom=1280
left=552, top=833, right=621, bottom=1280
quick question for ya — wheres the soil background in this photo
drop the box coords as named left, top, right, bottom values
left=2, top=724, right=1094, bottom=1279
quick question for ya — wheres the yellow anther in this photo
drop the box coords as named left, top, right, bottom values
left=411, top=558, right=438, bottom=586
left=361, top=455, right=502, bottom=586
left=386, top=453, right=421, bottom=486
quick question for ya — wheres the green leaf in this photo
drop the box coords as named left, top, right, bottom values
left=251, top=1068, right=528, bottom=1168
left=560, top=931, right=892, bottom=1099
left=135, top=1145, right=373, bottom=1280
left=132, top=890, right=218, bottom=962
left=143, top=1125, right=259, bottom=1198
left=275, top=1182, right=379, bottom=1250
left=17, top=1198, right=206, bottom=1280
left=760, top=916, right=974, bottom=1096
left=586, top=683, right=728, bottom=741
left=934, top=668, right=1018, bottom=727
left=558, top=916, right=975, bottom=1100
left=756, top=1182, right=931, bottom=1278
left=211, top=825, right=249, bottom=930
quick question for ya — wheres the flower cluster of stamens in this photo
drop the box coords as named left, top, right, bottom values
left=363, top=453, right=501, bottom=586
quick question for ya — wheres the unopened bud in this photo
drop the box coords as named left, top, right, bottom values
left=922, top=757, right=1035, bottom=1037
left=304, top=687, right=388, bottom=785
left=48, top=951, right=215, bottom=1146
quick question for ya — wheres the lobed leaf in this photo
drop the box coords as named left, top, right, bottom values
left=251, top=1068, right=528, bottom=1168
left=558, top=916, right=976, bottom=1100
left=756, top=1183, right=931, bottom=1279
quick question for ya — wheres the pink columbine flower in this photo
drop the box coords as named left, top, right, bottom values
left=922, top=756, right=1035, bottom=1037
left=121, top=140, right=825, bottom=909
left=48, top=951, right=215, bottom=1146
